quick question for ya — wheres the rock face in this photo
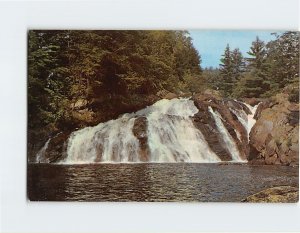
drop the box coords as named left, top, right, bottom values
left=242, top=186, right=299, bottom=203
left=35, top=132, right=70, bottom=163
left=192, top=94, right=249, bottom=161
left=249, top=93, right=299, bottom=165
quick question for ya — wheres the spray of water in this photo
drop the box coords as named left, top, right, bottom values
left=63, top=98, right=220, bottom=163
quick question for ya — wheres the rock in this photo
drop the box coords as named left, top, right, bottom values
left=249, top=93, right=299, bottom=165
left=242, top=186, right=299, bottom=203
left=254, top=100, right=272, bottom=120
left=156, top=89, right=177, bottom=100
left=242, top=97, right=262, bottom=106
left=132, top=117, right=150, bottom=161
left=43, top=132, right=70, bottom=163
left=192, top=94, right=249, bottom=161
left=164, top=93, right=178, bottom=100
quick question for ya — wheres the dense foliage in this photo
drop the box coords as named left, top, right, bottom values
left=28, top=30, right=299, bottom=149
left=218, top=32, right=299, bottom=98
left=28, top=30, right=203, bottom=145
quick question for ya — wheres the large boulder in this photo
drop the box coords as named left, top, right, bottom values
left=249, top=93, right=299, bottom=165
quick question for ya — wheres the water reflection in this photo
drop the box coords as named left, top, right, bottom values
left=28, top=164, right=299, bottom=202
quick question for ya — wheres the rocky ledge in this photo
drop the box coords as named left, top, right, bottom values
left=242, top=186, right=299, bottom=203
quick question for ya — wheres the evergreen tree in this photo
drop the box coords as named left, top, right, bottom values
left=203, top=67, right=220, bottom=90
left=219, top=44, right=234, bottom=96
left=231, top=48, right=245, bottom=82
left=235, top=37, right=269, bottom=98
left=28, top=30, right=204, bottom=147
left=266, top=31, right=299, bottom=92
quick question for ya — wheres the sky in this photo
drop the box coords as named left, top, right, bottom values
left=189, top=30, right=282, bottom=68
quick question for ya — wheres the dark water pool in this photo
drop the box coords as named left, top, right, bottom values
left=27, top=163, right=298, bottom=202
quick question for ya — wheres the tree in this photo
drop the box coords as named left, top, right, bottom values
left=234, top=37, right=269, bottom=98
left=28, top=30, right=204, bottom=149
left=266, top=31, right=299, bottom=93
left=219, top=44, right=234, bottom=96
left=231, top=48, right=245, bottom=82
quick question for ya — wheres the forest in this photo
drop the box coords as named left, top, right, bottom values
left=28, top=30, right=299, bottom=150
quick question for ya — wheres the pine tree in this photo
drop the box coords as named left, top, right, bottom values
left=219, top=44, right=234, bottom=96
left=235, top=37, right=269, bottom=98
left=266, top=31, right=299, bottom=91
left=231, top=48, right=245, bottom=82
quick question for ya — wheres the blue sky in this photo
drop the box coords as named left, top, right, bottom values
left=189, top=30, right=281, bottom=68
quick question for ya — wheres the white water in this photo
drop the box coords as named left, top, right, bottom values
left=36, top=138, right=51, bottom=163
left=64, top=115, right=141, bottom=163
left=208, top=106, right=244, bottom=162
left=62, top=98, right=221, bottom=163
left=244, top=103, right=260, bottom=135
left=230, top=103, right=260, bottom=141
left=145, top=99, right=221, bottom=162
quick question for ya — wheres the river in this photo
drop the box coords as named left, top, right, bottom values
left=28, top=163, right=298, bottom=202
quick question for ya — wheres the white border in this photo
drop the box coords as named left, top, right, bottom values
left=0, top=0, right=299, bottom=232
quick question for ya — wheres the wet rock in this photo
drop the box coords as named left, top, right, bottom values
left=192, top=94, right=249, bottom=161
left=42, top=132, right=70, bottom=163
left=132, top=117, right=150, bottom=161
left=242, top=186, right=299, bottom=203
left=242, top=97, right=263, bottom=106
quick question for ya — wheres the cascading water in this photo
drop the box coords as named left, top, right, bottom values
left=36, top=98, right=260, bottom=164
left=244, top=103, right=260, bottom=134
left=230, top=103, right=260, bottom=141
left=36, top=138, right=51, bottom=163
left=62, top=98, right=221, bottom=164
left=145, top=99, right=221, bottom=162
left=208, top=106, right=245, bottom=162
left=65, top=115, right=141, bottom=163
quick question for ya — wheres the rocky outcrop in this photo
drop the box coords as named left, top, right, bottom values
left=192, top=94, right=249, bottom=161
left=242, top=186, right=299, bottom=203
left=35, top=132, right=70, bottom=163
left=249, top=93, right=299, bottom=165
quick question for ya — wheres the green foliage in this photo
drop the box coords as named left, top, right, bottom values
left=219, top=44, right=234, bottom=96
left=28, top=30, right=203, bottom=142
left=218, top=33, right=299, bottom=99
left=202, top=67, right=220, bottom=90
left=232, top=71, right=265, bottom=98
left=265, top=32, right=299, bottom=93
left=219, top=45, right=245, bottom=97
left=231, top=48, right=245, bottom=82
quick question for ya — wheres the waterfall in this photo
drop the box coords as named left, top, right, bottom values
left=244, top=103, right=260, bottom=134
left=64, top=115, right=141, bottom=163
left=230, top=103, right=260, bottom=141
left=36, top=138, right=51, bottom=163
left=208, top=106, right=244, bottom=162
left=62, top=98, right=221, bottom=164
left=145, top=99, right=221, bottom=162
